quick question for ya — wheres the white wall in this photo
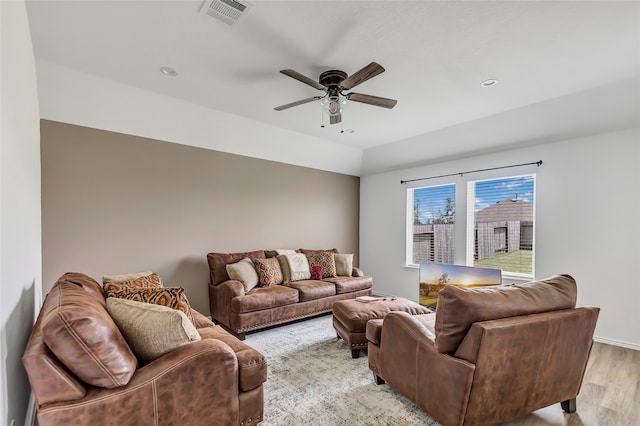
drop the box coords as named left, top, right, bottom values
left=0, top=1, right=42, bottom=425
left=361, top=128, right=640, bottom=349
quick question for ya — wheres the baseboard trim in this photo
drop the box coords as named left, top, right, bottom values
left=25, top=393, right=36, bottom=426
left=594, top=336, right=640, bottom=351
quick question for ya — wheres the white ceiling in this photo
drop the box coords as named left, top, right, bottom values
left=25, top=0, right=640, bottom=172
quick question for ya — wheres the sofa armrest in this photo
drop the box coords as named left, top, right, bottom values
left=217, top=279, right=246, bottom=298
left=209, top=280, right=245, bottom=327
left=37, top=339, right=242, bottom=425
left=352, top=267, right=364, bottom=277
left=378, top=312, right=475, bottom=426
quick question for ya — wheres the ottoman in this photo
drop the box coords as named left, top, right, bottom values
left=332, top=297, right=432, bottom=358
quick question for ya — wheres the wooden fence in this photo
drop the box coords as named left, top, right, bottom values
left=412, top=221, right=533, bottom=264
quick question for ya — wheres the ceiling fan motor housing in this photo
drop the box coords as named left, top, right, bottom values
left=319, top=70, right=348, bottom=88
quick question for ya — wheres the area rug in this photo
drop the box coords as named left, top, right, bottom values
left=246, top=314, right=441, bottom=426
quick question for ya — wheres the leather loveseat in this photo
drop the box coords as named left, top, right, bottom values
left=23, top=272, right=267, bottom=426
left=366, top=274, right=599, bottom=426
left=207, top=249, right=373, bottom=339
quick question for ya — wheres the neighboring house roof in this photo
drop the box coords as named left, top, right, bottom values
left=475, top=199, right=533, bottom=222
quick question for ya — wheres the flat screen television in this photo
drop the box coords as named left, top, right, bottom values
left=419, top=263, right=502, bottom=308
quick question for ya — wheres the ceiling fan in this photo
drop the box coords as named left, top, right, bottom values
left=274, top=62, right=397, bottom=125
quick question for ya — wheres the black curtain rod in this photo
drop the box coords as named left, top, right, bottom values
left=400, top=160, right=542, bottom=184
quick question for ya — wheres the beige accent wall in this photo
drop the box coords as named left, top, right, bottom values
left=41, top=120, right=360, bottom=315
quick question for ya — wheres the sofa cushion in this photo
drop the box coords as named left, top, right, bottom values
left=107, top=298, right=201, bottom=363
left=105, top=286, right=195, bottom=324
left=323, top=275, right=373, bottom=294
left=198, top=326, right=268, bottom=392
left=102, top=273, right=164, bottom=293
left=226, top=257, right=260, bottom=292
left=253, top=257, right=283, bottom=287
left=102, top=270, right=154, bottom=284
left=334, top=253, right=354, bottom=277
left=231, top=285, right=299, bottom=313
left=286, top=279, right=336, bottom=302
left=207, top=250, right=266, bottom=285
left=40, top=281, right=137, bottom=388
left=280, top=253, right=311, bottom=282
left=305, top=252, right=337, bottom=278
left=434, top=274, right=578, bottom=354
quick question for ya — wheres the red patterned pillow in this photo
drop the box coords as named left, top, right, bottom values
left=103, top=273, right=163, bottom=293
left=305, top=252, right=337, bottom=278
left=105, top=286, right=194, bottom=324
left=253, top=257, right=283, bottom=287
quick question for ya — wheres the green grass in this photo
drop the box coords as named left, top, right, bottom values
left=475, top=250, right=533, bottom=274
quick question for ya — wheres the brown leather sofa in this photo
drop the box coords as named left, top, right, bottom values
left=367, top=274, right=599, bottom=426
left=23, top=272, right=267, bottom=426
left=208, top=249, right=373, bottom=339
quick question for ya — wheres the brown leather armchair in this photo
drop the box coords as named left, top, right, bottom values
left=366, top=274, right=599, bottom=426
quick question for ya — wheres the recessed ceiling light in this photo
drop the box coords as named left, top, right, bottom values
left=160, top=67, right=178, bottom=77
left=481, top=79, right=497, bottom=87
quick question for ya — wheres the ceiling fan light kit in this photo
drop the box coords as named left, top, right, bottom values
left=275, top=62, right=397, bottom=126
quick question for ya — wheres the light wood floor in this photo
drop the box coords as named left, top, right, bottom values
left=500, top=342, right=639, bottom=426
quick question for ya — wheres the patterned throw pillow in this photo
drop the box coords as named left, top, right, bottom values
left=103, top=273, right=164, bottom=293
left=282, top=253, right=311, bottom=282
left=305, top=252, right=337, bottom=278
left=105, top=286, right=194, bottom=324
left=253, top=258, right=283, bottom=287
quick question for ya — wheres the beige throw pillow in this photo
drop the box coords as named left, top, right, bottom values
left=334, top=253, right=354, bottom=277
left=275, top=249, right=296, bottom=255
left=103, top=270, right=154, bottom=284
left=226, top=257, right=259, bottom=292
left=107, top=298, right=201, bottom=363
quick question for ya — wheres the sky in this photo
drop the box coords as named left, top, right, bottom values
left=413, top=175, right=535, bottom=223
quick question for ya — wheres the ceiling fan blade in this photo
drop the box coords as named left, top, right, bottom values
left=329, top=113, right=342, bottom=125
left=340, top=62, right=385, bottom=90
left=280, top=69, right=325, bottom=90
left=274, top=96, right=322, bottom=111
left=347, top=92, right=397, bottom=109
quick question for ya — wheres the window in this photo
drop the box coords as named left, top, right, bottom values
left=469, top=175, right=535, bottom=277
left=406, top=184, right=455, bottom=266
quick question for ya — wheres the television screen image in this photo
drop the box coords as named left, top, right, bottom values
left=419, top=263, right=502, bottom=308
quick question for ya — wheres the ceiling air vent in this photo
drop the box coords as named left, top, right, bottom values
left=199, top=0, right=252, bottom=26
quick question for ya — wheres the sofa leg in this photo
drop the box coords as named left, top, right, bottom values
left=236, top=332, right=246, bottom=341
left=351, top=349, right=360, bottom=359
left=374, top=374, right=385, bottom=385
left=561, top=398, right=576, bottom=413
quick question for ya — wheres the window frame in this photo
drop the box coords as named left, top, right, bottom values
left=466, top=173, right=536, bottom=280
left=405, top=183, right=457, bottom=268
left=405, top=172, right=536, bottom=281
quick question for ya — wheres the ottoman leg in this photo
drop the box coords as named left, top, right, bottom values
left=374, top=374, right=385, bottom=385
left=351, top=349, right=360, bottom=359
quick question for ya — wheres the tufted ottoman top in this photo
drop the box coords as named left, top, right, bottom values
left=333, top=297, right=432, bottom=333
